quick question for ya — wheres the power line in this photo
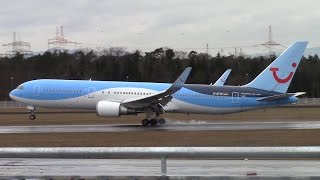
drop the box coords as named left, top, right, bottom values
left=2, top=32, right=32, bottom=56
left=258, top=25, right=286, bottom=56
left=48, top=26, right=82, bottom=50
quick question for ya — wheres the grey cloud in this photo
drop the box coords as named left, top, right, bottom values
left=0, top=0, right=320, bottom=53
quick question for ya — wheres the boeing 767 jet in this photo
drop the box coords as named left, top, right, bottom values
left=10, top=41, right=308, bottom=126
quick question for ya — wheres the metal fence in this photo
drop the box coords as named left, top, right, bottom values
left=297, top=98, right=320, bottom=105
left=0, top=101, right=25, bottom=108
left=1, top=98, right=320, bottom=108
left=0, top=147, right=319, bottom=176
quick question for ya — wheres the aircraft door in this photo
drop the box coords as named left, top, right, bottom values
left=88, top=87, right=95, bottom=98
left=33, top=85, right=40, bottom=96
left=232, top=92, right=239, bottom=103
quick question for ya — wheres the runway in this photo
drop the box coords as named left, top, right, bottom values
left=0, top=121, right=319, bottom=133
left=0, top=158, right=319, bottom=176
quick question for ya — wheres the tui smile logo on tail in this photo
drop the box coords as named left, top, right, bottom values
left=270, top=63, right=297, bottom=83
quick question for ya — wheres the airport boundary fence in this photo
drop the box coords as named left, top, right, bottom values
left=0, top=101, right=25, bottom=108
left=297, top=98, right=320, bottom=105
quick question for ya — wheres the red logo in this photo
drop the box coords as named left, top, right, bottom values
left=270, top=63, right=297, bottom=83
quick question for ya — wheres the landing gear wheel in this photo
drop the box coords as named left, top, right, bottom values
left=150, top=119, right=157, bottom=126
left=158, top=118, right=166, bottom=125
left=29, top=115, right=36, bottom=120
left=142, top=119, right=149, bottom=126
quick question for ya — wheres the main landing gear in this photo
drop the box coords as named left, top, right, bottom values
left=141, top=108, right=166, bottom=126
left=141, top=118, right=166, bottom=126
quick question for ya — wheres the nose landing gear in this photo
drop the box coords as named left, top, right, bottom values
left=29, top=114, right=36, bottom=120
left=27, top=106, right=36, bottom=120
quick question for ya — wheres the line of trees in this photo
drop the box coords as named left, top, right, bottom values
left=0, top=47, right=320, bottom=100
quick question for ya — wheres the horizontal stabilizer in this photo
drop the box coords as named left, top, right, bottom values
left=256, top=92, right=305, bottom=102
left=288, top=92, right=306, bottom=97
left=257, top=94, right=291, bottom=102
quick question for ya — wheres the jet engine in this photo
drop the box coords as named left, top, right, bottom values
left=96, top=101, right=136, bottom=117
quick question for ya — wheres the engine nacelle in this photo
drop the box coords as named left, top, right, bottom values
left=96, top=101, right=135, bottom=117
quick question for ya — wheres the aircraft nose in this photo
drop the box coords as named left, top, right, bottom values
left=9, top=89, right=16, bottom=100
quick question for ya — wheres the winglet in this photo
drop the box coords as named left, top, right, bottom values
left=167, top=67, right=192, bottom=94
left=121, top=67, right=192, bottom=109
left=213, top=69, right=232, bottom=86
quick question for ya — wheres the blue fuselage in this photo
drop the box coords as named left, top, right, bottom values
left=10, top=79, right=298, bottom=115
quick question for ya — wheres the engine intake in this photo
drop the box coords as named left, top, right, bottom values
left=96, top=101, right=136, bottom=117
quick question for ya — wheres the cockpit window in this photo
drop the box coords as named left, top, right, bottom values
left=17, top=85, right=24, bottom=90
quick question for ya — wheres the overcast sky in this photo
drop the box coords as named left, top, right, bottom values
left=0, top=0, right=319, bottom=54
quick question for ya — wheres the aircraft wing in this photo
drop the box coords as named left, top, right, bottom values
left=121, top=67, right=192, bottom=109
left=213, top=69, right=232, bottom=86
left=256, top=92, right=305, bottom=102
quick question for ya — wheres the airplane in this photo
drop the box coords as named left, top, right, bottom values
left=9, top=41, right=308, bottom=126
left=210, top=69, right=232, bottom=86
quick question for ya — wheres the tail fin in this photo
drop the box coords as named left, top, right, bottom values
left=244, top=41, right=308, bottom=93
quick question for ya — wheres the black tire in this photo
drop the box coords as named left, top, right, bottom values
left=142, top=119, right=149, bottom=126
left=150, top=119, right=157, bottom=126
left=158, top=118, right=166, bottom=125
left=29, top=115, right=36, bottom=120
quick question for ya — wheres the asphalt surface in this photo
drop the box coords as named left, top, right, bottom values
left=0, top=158, right=319, bottom=176
left=0, top=121, right=319, bottom=133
